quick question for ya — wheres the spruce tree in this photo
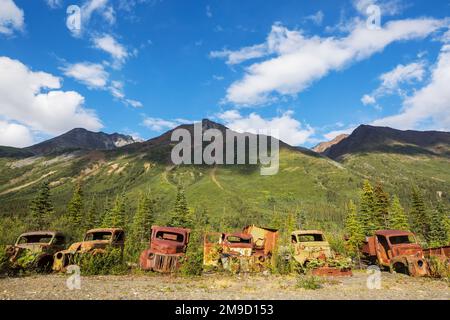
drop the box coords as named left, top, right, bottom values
left=29, top=181, right=54, bottom=230
left=130, top=193, right=154, bottom=244
left=374, top=183, right=389, bottom=229
left=168, top=187, right=192, bottom=228
left=410, top=187, right=430, bottom=240
left=388, top=195, right=409, bottom=231
left=345, top=200, right=365, bottom=256
left=67, top=182, right=84, bottom=229
left=428, top=201, right=448, bottom=247
left=359, top=180, right=376, bottom=236
left=102, top=194, right=126, bottom=228
left=85, top=198, right=98, bottom=230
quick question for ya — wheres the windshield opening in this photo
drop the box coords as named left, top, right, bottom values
left=389, top=235, right=416, bottom=245
left=226, top=236, right=251, bottom=244
left=84, top=232, right=112, bottom=241
left=17, top=235, right=53, bottom=244
left=155, top=231, right=184, bottom=242
left=298, top=234, right=324, bottom=242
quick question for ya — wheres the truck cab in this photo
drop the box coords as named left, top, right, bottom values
left=362, top=230, right=429, bottom=277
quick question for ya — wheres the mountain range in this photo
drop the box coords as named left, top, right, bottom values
left=0, top=120, right=448, bottom=232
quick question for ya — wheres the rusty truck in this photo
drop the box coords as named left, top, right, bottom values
left=361, top=230, right=429, bottom=277
left=5, top=231, right=66, bottom=272
left=291, top=230, right=352, bottom=276
left=204, top=226, right=278, bottom=273
left=52, top=228, right=125, bottom=272
left=139, top=226, right=191, bottom=273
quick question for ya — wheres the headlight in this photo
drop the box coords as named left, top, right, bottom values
left=417, top=260, right=424, bottom=268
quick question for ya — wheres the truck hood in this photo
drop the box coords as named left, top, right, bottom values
left=392, top=244, right=423, bottom=257
left=150, top=240, right=186, bottom=254
left=11, top=243, right=49, bottom=253
left=66, top=240, right=110, bottom=253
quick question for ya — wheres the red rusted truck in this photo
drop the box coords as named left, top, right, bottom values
left=139, top=226, right=191, bottom=273
left=361, top=230, right=429, bottom=277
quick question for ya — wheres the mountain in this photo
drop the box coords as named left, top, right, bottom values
left=24, top=128, right=137, bottom=156
left=312, top=134, right=349, bottom=153
left=0, top=146, right=34, bottom=158
left=322, top=125, right=450, bottom=160
left=0, top=121, right=448, bottom=244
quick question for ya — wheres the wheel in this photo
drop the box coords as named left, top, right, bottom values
left=392, top=262, right=409, bottom=275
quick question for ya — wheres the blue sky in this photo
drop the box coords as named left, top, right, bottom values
left=0, top=0, right=449, bottom=148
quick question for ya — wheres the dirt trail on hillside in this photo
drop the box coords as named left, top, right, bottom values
left=0, top=272, right=448, bottom=300
left=210, top=167, right=224, bottom=190
left=1, top=171, right=56, bottom=196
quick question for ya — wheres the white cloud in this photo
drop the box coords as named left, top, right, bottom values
left=69, top=0, right=115, bottom=37
left=61, top=62, right=109, bottom=89
left=0, top=120, right=34, bottom=147
left=45, top=0, right=62, bottom=9
left=0, top=0, right=24, bottom=36
left=92, top=34, right=129, bottom=69
left=372, top=44, right=450, bottom=130
left=0, top=56, right=103, bottom=143
left=217, top=110, right=314, bottom=146
left=362, top=61, right=426, bottom=105
left=361, top=94, right=377, bottom=105
left=353, top=0, right=405, bottom=16
left=125, top=99, right=143, bottom=108
left=304, top=11, right=324, bottom=26
left=323, top=127, right=356, bottom=141
left=212, top=18, right=444, bottom=106
left=142, top=117, right=182, bottom=131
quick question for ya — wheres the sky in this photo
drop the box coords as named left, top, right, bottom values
left=0, top=0, right=449, bottom=148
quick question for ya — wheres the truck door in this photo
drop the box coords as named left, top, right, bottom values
left=376, top=235, right=390, bottom=266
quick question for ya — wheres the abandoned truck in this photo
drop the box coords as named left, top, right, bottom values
left=139, top=226, right=191, bottom=273
left=291, top=230, right=352, bottom=276
left=361, top=230, right=429, bottom=277
left=52, top=228, right=125, bottom=272
left=5, top=231, right=66, bottom=272
left=204, top=226, right=278, bottom=272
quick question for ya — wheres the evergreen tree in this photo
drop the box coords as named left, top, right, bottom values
left=84, top=198, right=98, bottom=230
left=102, top=194, right=126, bottom=228
left=67, top=182, right=84, bottom=229
left=428, top=201, right=448, bottom=247
left=130, top=193, right=154, bottom=244
left=29, top=181, right=54, bottom=230
left=168, top=187, right=192, bottom=228
left=388, top=195, right=409, bottom=231
left=410, top=187, right=430, bottom=240
left=374, top=183, right=389, bottom=229
left=359, top=180, right=376, bottom=236
left=345, top=200, right=365, bottom=256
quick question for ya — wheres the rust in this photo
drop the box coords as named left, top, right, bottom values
left=291, top=230, right=352, bottom=276
left=139, top=226, right=191, bottom=273
left=5, top=231, right=66, bottom=272
left=52, top=228, right=125, bottom=272
left=204, top=226, right=278, bottom=273
left=361, top=230, right=429, bottom=277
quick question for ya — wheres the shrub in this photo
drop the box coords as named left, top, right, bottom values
left=428, top=256, right=450, bottom=281
left=0, top=246, right=10, bottom=275
left=179, top=230, right=203, bottom=276
left=73, top=248, right=128, bottom=275
left=272, top=246, right=298, bottom=275
left=296, top=275, right=324, bottom=290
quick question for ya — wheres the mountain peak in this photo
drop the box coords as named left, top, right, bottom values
left=25, top=129, right=137, bottom=156
left=322, top=125, right=450, bottom=160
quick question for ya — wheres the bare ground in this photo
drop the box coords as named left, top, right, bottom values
left=0, top=271, right=448, bottom=300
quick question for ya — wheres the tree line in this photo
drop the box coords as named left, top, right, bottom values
left=345, top=180, right=450, bottom=256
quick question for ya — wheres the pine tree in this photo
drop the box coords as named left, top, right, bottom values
left=102, top=194, right=126, bottom=228
left=345, top=200, right=365, bottom=256
left=428, top=201, right=448, bottom=247
left=29, top=181, right=54, bottom=230
left=359, top=180, right=376, bottom=236
left=67, top=182, right=84, bottom=229
left=168, top=187, right=192, bottom=228
left=410, top=187, right=430, bottom=240
left=374, top=183, right=389, bottom=229
left=388, top=195, right=409, bottom=231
